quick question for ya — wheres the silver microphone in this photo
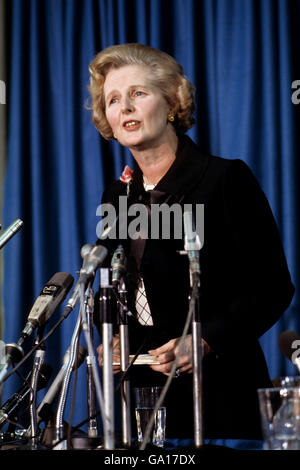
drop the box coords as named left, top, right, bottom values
left=183, top=210, right=201, bottom=282
left=80, top=243, right=94, bottom=268
left=0, top=219, right=23, bottom=249
left=79, top=245, right=108, bottom=286
left=0, top=273, right=74, bottom=384
left=19, top=272, right=74, bottom=343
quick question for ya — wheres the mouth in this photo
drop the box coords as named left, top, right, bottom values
left=123, top=120, right=141, bottom=131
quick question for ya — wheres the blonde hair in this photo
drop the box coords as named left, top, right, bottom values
left=88, top=43, right=195, bottom=139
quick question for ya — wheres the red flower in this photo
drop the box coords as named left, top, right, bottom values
left=120, top=165, right=133, bottom=184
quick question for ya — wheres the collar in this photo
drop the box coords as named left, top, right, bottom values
left=129, top=134, right=209, bottom=202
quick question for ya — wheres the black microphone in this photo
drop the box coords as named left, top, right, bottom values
left=18, top=272, right=74, bottom=344
left=36, top=345, right=87, bottom=424
left=278, top=330, right=300, bottom=372
left=0, top=219, right=24, bottom=250
left=111, top=245, right=126, bottom=287
left=0, top=363, right=52, bottom=428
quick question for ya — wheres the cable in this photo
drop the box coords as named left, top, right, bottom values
left=111, top=287, right=134, bottom=319
left=115, top=335, right=149, bottom=393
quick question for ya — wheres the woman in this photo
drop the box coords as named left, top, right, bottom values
left=88, top=43, right=294, bottom=442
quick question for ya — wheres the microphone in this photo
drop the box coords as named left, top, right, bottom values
left=79, top=213, right=126, bottom=287
left=62, top=244, right=96, bottom=306
left=183, top=210, right=201, bottom=283
left=62, top=279, right=81, bottom=314
left=80, top=243, right=94, bottom=269
left=36, top=345, right=87, bottom=424
left=0, top=362, right=52, bottom=428
left=111, top=245, right=126, bottom=287
left=79, top=245, right=108, bottom=287
left=0, top=219, right=23, bottom=250
left=19, top=272, right=74, bottom=344
left=0, top=273, right=73, bottom=384
left=278, top=330, right=300, bottom=372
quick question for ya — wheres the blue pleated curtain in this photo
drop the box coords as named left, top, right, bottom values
left=2, top=0, right=300, bottom=432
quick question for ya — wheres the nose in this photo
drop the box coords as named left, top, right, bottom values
left=121, top=95, right=134, bottom=114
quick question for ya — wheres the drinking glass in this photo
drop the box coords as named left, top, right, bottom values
left=258, top=386, right=300, bottom=450
left=134, top=386, right=166, bottom=448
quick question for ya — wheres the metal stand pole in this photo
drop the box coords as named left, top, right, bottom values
left=85, top=287, right=98, bottom=437
left=191, top=290, right=203, bottom=447
left=54, top=310, right=81, bottom=448
left=118, top=280, right=131, bottom=448
left=99, top=267, right=115, bottom=450
left=183, top=209, right=204, bottom=447
left=29, top=336, right=46, bottom=449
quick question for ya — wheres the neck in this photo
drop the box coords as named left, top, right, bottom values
left=131, top=132, right=178, bottom=186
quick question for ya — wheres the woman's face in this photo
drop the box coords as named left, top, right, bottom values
left=103, top=64, right=174, bottom=151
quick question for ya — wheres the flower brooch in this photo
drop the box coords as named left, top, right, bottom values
left=120, top=165, right=133, bottom=196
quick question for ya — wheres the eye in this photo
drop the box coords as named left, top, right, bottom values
left=133, top=90, right=145, bottom=97
left=109, top=97, right=118, bottom=105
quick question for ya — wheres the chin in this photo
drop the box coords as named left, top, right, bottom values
left=121, top=135, right=145, bottom=148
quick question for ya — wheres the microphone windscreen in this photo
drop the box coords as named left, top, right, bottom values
left=47, top=272, right=74, bottom=292
left=278, top=330, right=300, bottom=361
left=80, top=244, right=94, bottom=260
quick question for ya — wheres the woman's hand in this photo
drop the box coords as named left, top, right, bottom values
left=148, top=334, right=211, bottom=377
left=97, top=334, right=121, bottom=374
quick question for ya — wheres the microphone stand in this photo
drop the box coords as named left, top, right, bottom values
left=84, top=285, right=98, bottom=438
left=182, top=210, right=204, bottom=448
left=53, top=275, right=109, bottom=450
left=190, top=276, right=203, bottom=448
left=28, top=326, right=46, bottom=449
left=53, top=308, right=82, bottom=449
left=0, top=343, right=24, bottom=384
left=117, top=279, right=132, bottom=448
left=99, top=267, right=115, bottom=450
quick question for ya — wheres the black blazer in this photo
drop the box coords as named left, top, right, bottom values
left=99, top=135, right=294, bottom=439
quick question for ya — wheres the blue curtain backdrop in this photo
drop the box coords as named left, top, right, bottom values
left=2, top=0, right=300, bottom=434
